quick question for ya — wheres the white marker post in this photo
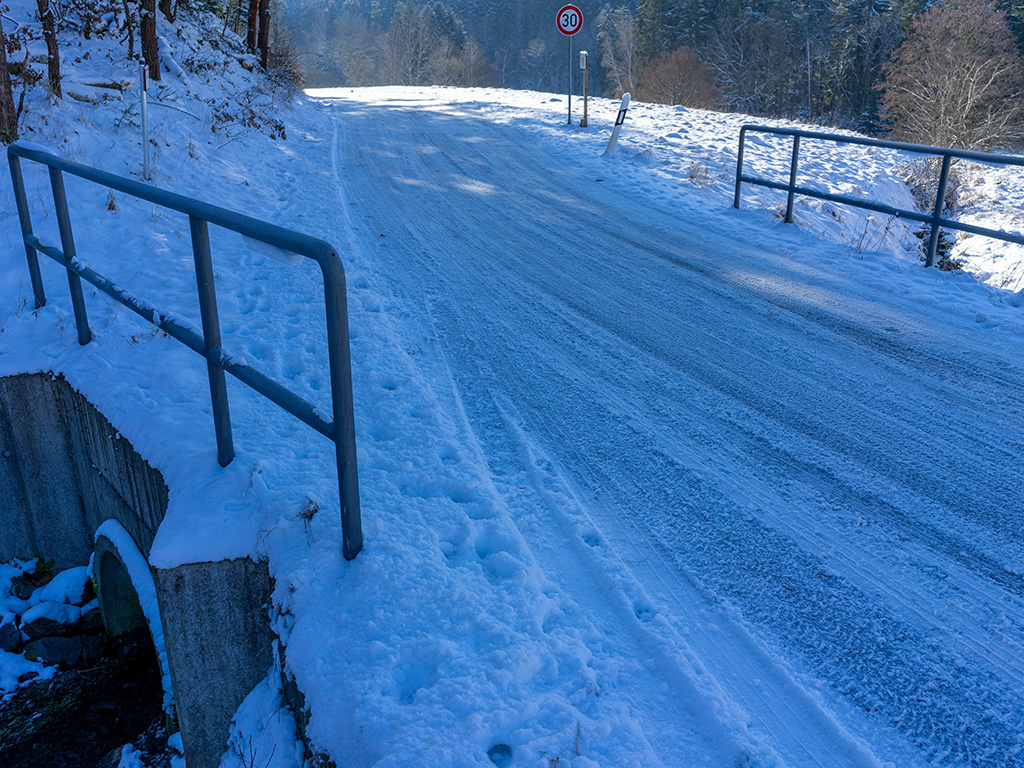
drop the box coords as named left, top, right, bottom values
left=604, top=92, right=630, bottom=156
left=556, top=5, right=584, bottom=125
left=579, top=50, right=589, bottom=127
left=139, top=60, right=150, bottom=180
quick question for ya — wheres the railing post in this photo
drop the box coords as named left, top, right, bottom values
left=322, top=258, right=362, bottom=561
left=926, top=154, right=953, bottom=268
left=48, top=168, right=92, bottom=345
left=8, top=154, right=46, bottom=309
left=189, top=215, right=235, bottom=467
left=734, top=126, right=748, bottom=209
left=785, top=134, right=801, bottom=223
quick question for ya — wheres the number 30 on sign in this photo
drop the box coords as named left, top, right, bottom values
left=556, top=4, right=583, bottom=35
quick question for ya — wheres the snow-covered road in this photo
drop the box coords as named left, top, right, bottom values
left=319, top=90, right=1024, bottom=766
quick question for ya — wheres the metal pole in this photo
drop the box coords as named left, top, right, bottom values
left=48, top=168, right=92, bottom=345
left=568, top=36, right=572, bottom=125
left=785, top=134, right=801, bottom=223
left=8, top=154, right=46, bottom=309
left=926, top=154, right=953, bottom=267
left=582, top=63, right=588, bottom=127
left=140, top=61, right=150, bottom=180
left=734, top=127, right=748, bottom=209
left=189, top=215, right=235, bottom=467
left=322, top=258, right=363, bottom=561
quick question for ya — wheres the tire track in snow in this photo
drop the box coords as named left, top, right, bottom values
left=323, top=91, right=1024, bottom=766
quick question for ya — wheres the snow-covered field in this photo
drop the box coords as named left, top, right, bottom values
left=3, top=5, right=1024, bottom=767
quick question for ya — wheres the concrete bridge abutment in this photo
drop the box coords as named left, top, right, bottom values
left=0, top=373, right=276, bottom=768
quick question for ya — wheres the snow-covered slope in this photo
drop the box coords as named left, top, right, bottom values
left=3, top=5, right=1024, bottom=768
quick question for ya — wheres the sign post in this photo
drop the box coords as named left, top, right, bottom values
left=556, top=5, right=583, bottom=125
left=579, top=50, right=589, bottom=127
left=139, top=60, right=150, bottom=180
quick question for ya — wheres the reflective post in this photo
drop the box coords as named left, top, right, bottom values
left=580, top=50, right=588, bottom=127
left=140, top=61, right=151, bottom=180
left=604, top=93, right=631, bottom=156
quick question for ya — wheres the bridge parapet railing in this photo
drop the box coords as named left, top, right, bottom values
left=733, top=125, right=1024, bottom=268
left=7, top=142, right=362, bottom=560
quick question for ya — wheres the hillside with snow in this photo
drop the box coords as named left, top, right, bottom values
left=3, top=3, right=1024, bottom=767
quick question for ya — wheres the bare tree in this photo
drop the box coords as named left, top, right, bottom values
left=705, top=12, right=792, bottom=116
left=518, top=38, right=559, bottom=92
left=381, top=3, right=434, bottom=85
left=0, top=16, right=18, bottom=141
left=257, top=0, right=270, bottom=67
left=597, top=5, right=638, bottom=98
left=637, top=46, right=719, bottom=108
left=141, top=0, right=160, bottom=81
left=879, top=0, right=1024, bottom=149
left=121, top=0, right=136, bottom=59
left=246, top=0, right=258, bottom=52
left=35, top=0, right=61, bottom=97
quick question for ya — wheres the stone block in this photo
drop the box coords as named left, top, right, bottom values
left=23, top=635, right=86, bottom=666
left=0, top=619, right=19, bottom=652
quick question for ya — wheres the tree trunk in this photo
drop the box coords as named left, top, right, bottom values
left=141, top=0, right=160, bottom=81
left=37, top=0, right=62, bottom=98
left=232, top=0, right=244, bottom=35
left=159, top=0, right=174, bottom=22
left=257, top=0, right=270, bottom=68
left=246, top=0, right=258, bottom=52
left=0, top=17, right=18, bottom=142
left=122, top=0, right=135, bottom=59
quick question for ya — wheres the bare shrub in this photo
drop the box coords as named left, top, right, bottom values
left=636, top=46, right=719, bottom=109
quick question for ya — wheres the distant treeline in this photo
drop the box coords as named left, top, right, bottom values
left=281, top=0, right=1024, bottom=148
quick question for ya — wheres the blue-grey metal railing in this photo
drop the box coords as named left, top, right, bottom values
left=7, top=142, right=363, bottom=560
left=733, top=125, right=1024, bottom=267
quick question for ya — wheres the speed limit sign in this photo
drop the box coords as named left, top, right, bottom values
left=556, top=4, right=583, bottom=35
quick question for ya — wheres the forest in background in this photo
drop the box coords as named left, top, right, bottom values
left=281, top=0, right=1024, bottom=148
left=1, top=0, right=1021, bottom=150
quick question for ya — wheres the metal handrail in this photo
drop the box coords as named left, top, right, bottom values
left=733, top=125, right=1024, bottom=267
left=7, top=142, right=363, bottom=560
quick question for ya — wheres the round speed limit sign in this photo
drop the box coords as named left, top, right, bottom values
left=556, top=4, right=584, bottom=35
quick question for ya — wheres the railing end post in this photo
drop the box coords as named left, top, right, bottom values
left=925, top=153, right=954, bottom=268
left=217, top=441, right=234, bottom=468
left=343, top=531, right=363, bottom=561
left=785, top=134, right=801, bottom=224
left=734, top=127, right=748, bottom=210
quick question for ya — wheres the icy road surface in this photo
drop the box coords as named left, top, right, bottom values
left=317, top=90, right=1024, bottom=767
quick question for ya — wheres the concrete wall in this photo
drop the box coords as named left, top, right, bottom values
left=0, top=372, right=168, bottom=567
left=0, top=373, right=278, bottom=768
left=155, top=559, right=274, bottom=768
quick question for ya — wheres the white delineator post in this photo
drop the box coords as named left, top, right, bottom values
left=604, top=92, right=631, bottom=156
left=140, top=60, right=150, bottom=180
